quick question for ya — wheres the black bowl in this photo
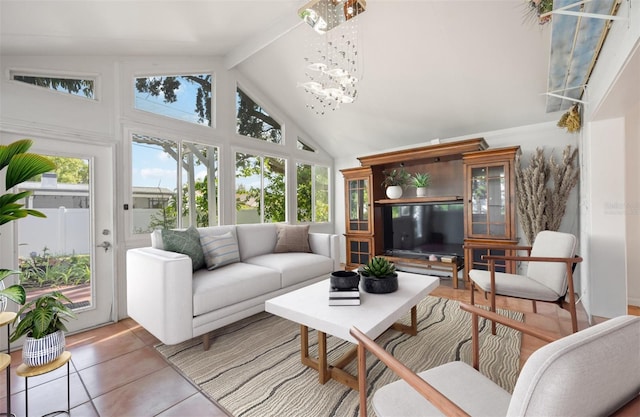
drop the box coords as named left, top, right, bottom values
left=330, top=270, right=360, bottom=290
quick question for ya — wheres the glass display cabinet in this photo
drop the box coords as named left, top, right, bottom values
left=463, top=146, right=520, bottom=278
left=341, top=166, right=375, bottom=269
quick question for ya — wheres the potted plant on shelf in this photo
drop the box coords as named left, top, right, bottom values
left=359, top=257, right=398, bottom=294
left=10, top=291, right=77, bottom=366
left=411, top=172, right=431, bottom=197
left=0, top=139, right=57, bottom=313
left=382, top=167, right=410, bottom=199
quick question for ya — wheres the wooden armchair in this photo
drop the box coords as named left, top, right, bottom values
left=350, top=303, right=640, bottom=417
left=466, top=230, right=582, bottom=334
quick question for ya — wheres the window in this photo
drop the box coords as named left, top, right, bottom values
left=11, top=72, right=95, bottom=99
left=131, top=134, right=219, bottom=234
left=235, top=152, right=286, bottom=224
left=297, top=163, right=329, bottom=223
left=236, top=87, right=282, bottom=144
left=134, top=74, right=212, bottom=127
left=297, top=138, right=316, bottom=152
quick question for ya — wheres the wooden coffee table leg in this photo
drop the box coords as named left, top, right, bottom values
left=301, top=325, right=310, bottom=364
left=391, top=305, right=418, bottom=336
left=318, top=331, right=330, bottom=384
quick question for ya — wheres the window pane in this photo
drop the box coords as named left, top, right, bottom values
left=12, top=73, right=95, bottom=99
left=235, top=152, right=286, bottom=224
left=236, top=152, right=261, bottom=224
left=297, top=163, right=312, bottom=222
left=297, top=138, right=316, bottom=152
left=131, top=134, right=178, bottom=233
left=181, top=142, right=219, bottom=228
left=236, top=87, right=282, bottom=144
left=263, top=157, right=286, bottom=223
left=134, top=74, right=212, bottom=127
left=314, top=165, right=329, bottom=222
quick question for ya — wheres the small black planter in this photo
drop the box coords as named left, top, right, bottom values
left=330, top=270, right=360, bottom=290
left=362, top=273, right=398, bottom=294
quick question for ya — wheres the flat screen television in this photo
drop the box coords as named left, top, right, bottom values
left=382, top=202, right=464, bottom=259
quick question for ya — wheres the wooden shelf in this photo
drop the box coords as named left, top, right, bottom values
left=375, top=196, right=463, bottom=205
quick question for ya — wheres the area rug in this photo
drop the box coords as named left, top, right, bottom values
left=156, top=297, right=523, bottom=417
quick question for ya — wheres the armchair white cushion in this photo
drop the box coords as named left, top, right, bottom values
left=468, top=231, right=582, bottom=333
left=351, top=304, right=640, bottom=417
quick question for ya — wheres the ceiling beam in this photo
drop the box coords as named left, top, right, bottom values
left=224, top=12, right=303, bottom=70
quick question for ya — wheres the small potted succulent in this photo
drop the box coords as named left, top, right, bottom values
left=411, top=172, right=431, bottom=197
left=10, top=291, right=77, bottom=367
left=382, top=167, right=410, bottom=199
left=359, top=257, right=398, bottom=294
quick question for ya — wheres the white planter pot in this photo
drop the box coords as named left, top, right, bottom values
left=22, top=329, right=65, bottom=367
left=416, top=187, right=428, bottom=197
left=386, top=186, right=403, bottom=199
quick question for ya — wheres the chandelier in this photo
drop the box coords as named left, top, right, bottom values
left=297, top=0, right=366, bottom=115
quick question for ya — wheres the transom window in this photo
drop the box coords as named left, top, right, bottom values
left=11, top=72, right=95, bottom=100
left=236, top=87, right=282, bottom=144
left=134, top=74, right=212, bottom=127
left=297, top=138, right=316, bottom=152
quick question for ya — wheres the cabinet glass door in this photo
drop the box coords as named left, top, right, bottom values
left=470, top=165, right=506, bottom=237
left=348, top=178, right=369, bottom=232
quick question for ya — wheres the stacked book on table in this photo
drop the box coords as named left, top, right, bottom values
left=329, top=286, right=360, bottom=306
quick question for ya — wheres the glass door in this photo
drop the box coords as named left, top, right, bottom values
left=16, top=139, right=115, bottom=333
left=469, top=164, right=507, bottom=238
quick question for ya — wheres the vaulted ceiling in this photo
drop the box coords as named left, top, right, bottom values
left=0, top=1, right=562, bottom=157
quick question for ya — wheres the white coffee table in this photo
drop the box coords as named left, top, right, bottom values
left=265, top=271, right=439, bottom=390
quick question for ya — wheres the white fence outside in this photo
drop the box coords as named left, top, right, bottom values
left=18, top=207, right=90, bottom=258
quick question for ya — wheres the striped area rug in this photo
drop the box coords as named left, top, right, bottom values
left=156, top=296, right=522, bottom=417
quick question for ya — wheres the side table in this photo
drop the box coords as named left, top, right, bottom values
left=0, top=311, right=17, bottom=417
left=15, top=351, right=71, bottom=417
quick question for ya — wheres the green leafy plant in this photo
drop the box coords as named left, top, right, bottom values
left=0, top=139, right=57, bottom=306
left=361, top=256, right=396, bottom=278
left=19, top=248, right=91, bottom=288
left=381, top=167, right=410, bottom=188
left=411, top=172, right=431, bottom=188
left=10, top=291, right=77, bottom=342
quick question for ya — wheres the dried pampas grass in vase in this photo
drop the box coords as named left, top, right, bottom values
left=515, top=145, right=579, bottom=245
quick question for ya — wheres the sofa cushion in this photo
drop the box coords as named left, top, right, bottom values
left=200, top=231, right=240, bottom=270
left=192, top=262, right=281, bottom=315
left=161, top=226, right=205, bottom=271
left=236, top=223, right=278, bottom=260
left=245, top=252, right=334, bottom=287
left=274, top=224, right=311, bottom=253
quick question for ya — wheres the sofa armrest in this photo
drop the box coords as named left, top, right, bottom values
left=126, top=247, right=194, bottom=345
left=309, top=232, right=341, bottom=271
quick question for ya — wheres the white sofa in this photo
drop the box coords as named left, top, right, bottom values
left=126, top=223, right=340, bottom=349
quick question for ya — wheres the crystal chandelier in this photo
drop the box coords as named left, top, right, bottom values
left=297, top=0, right=366, bottom=115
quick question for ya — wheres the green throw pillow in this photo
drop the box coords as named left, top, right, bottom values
left=161, top=226, right=205, bottom=271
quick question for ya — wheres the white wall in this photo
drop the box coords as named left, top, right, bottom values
left=581, top=0, right=640, bottom=315
left=625, top=101, right=640, bottom=307
left=583, top=118, right=628, bottom=318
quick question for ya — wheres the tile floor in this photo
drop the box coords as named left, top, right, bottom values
left=0, top=279, right=637, bottom=417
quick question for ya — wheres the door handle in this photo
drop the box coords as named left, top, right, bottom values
left=97, top=241, right=112, bottom=252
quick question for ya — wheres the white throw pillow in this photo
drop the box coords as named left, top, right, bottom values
left=200, top=231, right=240, bottom=270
